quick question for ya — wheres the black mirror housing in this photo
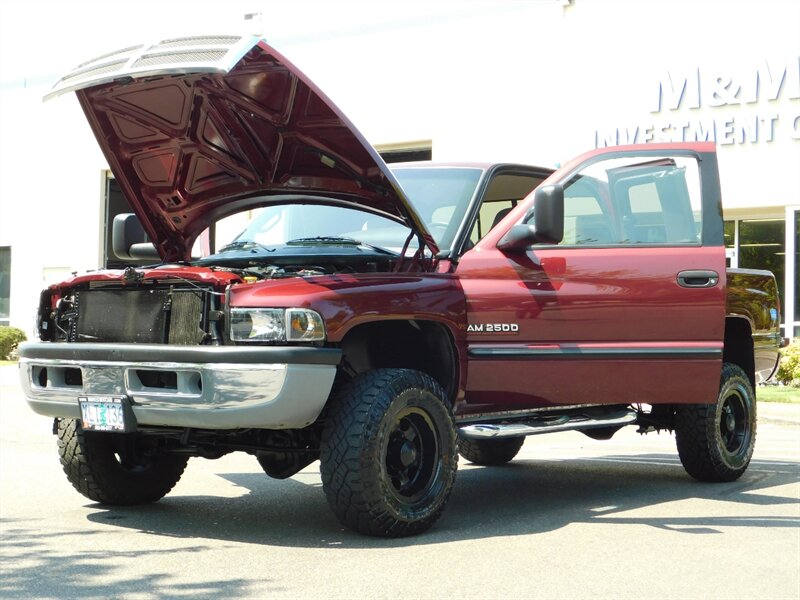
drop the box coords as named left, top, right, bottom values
left=529, top=184, right=564, bottom=244
left=497, top=224, right=537, bottom=252
left=112, top=213, right=159, bottom=260
left=497, top=184, right=564, bottom=252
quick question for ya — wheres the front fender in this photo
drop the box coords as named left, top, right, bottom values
left=227, top=272, right=467, bottom=343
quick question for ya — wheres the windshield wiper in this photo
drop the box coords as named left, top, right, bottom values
left=286, top=236, right=398, bottom=256
left=217, top=240, right=276, bottom=253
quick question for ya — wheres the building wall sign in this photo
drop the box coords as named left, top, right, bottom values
left=595, top=57, right=800, bottom=147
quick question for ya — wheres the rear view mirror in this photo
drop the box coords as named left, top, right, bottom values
left=112, top=214, right=159, bottom=260
left=497, top=185, right=564, bottom=252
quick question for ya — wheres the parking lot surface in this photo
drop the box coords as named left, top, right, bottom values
left=2, top=365, right=798, bottom=599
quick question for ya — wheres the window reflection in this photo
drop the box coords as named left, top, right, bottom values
left=738, top=219, right=786, bottom=319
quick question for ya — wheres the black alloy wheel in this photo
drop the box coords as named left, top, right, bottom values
left=320, top=368, right=458, bottom=537
left=676, top=363, right=756, bottom=482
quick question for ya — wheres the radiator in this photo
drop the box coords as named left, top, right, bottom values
left=71, top=287, right=207, bottom=345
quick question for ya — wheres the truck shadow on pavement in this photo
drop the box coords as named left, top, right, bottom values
left=81, top=452, right=799, bottom=549
left=0, top=518, right=256, bottom=599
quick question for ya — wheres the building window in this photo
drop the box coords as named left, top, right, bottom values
left=725, top=216, right=795, bottom=337
left=724, top=220, right=736, bottom=267
left=376, top=140, right=432, bottom=164
left=794, top=210, right=799, bottom=338
left=0, top=246, right=10, bottom=326
left=738, top=219, right=786, bottom=319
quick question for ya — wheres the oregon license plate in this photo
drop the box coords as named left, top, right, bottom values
left=78, top=396, right=133, bottom=432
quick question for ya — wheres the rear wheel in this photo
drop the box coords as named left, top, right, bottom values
left=320, top=369, right=457, bottom=537
left=675, top=363, right=756, bottom=482
left=458, top=437, right=525, bottom=466
left=57, top=418, right=188, bottom=505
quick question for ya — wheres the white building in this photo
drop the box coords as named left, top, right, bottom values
left=0, top=0, right=798, bottom=337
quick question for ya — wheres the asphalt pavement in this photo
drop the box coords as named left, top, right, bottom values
left=1, top=365, right=798, bottom=600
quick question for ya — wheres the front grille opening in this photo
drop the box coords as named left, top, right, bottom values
left=32, top=366, right=82, bottom=389
left=136, top=370, right=178, bottom=390
left=64, top=368, right=83, bottom=386
left=35, top=367, right=47, bottom=387
left=129, top=369, right=203, bottom=395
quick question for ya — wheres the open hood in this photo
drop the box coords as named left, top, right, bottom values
left=46, top=35, right=438, bottom=261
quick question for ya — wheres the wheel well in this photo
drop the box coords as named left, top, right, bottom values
left=723, top=317, right=755, bottom=389
left=338, top=320, right=458, bottom=403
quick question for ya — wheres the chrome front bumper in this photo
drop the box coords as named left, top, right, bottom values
left=18, top=342, right=341, bottom=430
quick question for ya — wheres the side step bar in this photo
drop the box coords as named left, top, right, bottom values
left=458, top=410, right=638, bottom=440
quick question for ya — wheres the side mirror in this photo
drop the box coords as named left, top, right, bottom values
left=112, top=213, right=159, bottom=260
left=497, top=184, right=564, bottom=252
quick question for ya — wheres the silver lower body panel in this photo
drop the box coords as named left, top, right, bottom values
left=18, top=343, right=340, bottom=430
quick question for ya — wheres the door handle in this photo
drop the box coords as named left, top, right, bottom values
left=677, top=270, right=719, bottom=288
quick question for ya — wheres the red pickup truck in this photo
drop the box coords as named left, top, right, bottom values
left=19, top=36, right=782, bottom=537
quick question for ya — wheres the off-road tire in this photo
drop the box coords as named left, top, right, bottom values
left=57, top=418, right=188, bottom=505
left=675, top=363, right=756, bottom=482
left=320, top=369, right=458, bottom=537
left=458, top=436, right=525, bottom=466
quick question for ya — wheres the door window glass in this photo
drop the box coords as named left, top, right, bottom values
left=560, top=155, right=702, bottom=246
left=563, top=193, right=615, bottom=245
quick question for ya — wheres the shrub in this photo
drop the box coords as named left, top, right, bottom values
left=775, top=338, right=800, bottom=387
left=0, top=326, right=27, bottom=360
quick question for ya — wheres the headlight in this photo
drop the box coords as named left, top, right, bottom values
left=229, top=308, right=326, bottom=342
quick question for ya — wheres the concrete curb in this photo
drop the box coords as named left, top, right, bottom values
left=757, top=401, right=800, bottom=426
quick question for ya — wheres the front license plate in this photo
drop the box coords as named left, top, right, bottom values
left=78, top=396, right=134, bottom=432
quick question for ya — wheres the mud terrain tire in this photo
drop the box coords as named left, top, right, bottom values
left=57, top=418, right=188, bottom=505
left=675, top=363, right=756, bottom=482
left=320, top=369, right=458, bottom=537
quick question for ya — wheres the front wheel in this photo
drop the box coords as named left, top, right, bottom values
left=320, top=369, right=458, bottom=537
left=57, top=418, right=188, bottom=505
left=675, top=363, right=756, bottom=482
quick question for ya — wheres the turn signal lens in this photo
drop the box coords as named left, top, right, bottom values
left=286, top=308, right=326, bottom=341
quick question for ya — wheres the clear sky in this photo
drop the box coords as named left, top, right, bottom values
left=1, top=1, right=796, bottom=168
left=0, top=0, right=527, bottom=86
left=0, top=0, right=551, bottom=159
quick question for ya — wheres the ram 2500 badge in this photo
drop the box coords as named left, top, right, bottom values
left=19, top=35, right=782, bottom=537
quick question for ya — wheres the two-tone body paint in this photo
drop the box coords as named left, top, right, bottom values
left=456, top=245, right=726, bottom=412
left=31, top=139, right=781, bottom=422
left=228, top=272, right=466, bottom=343
left=455, top=142, right=728, bottom=413
left=228, top=271, right=469, bottom=403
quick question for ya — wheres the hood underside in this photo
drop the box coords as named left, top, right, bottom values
left=47, top=35, right=437, bottom=261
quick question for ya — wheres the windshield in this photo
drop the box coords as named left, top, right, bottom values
left=392, top=167, right=483, bottom=250
left=218, top=204, right=410, bottom=253
left=206, top=166, right=483, bottom=257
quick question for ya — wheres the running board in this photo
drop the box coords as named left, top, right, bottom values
left=458, top=410, right=638, bottom=440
